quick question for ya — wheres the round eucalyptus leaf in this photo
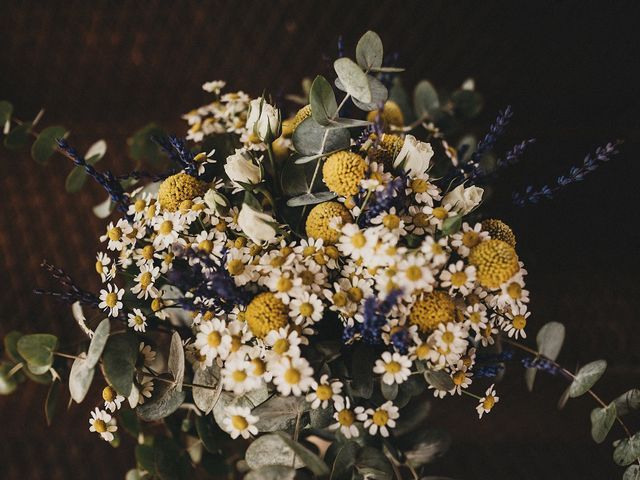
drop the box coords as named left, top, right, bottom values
left=192, top=365, right=221, bottom=414
left=424, top=370, right=454, bottom=392
left=86, top=318, right=110, bottom=368
left=4, top=122, right=32, bottom=151
left=17, top=333, right=58, bottom=372
left=245, top=465, right=296, bottom=480
left=252, top=395, right=308, bottom=432
left=310, top=75, right=338, bottom=126
left=85, top=139, right=107, bottom=162
left=350, top=75, right=388, bottom=112
left=356, top=30, right=383, bottom=70
left=286, top=191, right=337, bottom=208
left=615, top=389, right=640, bottom=417
left=614, top=432, right=640, bottom=466
left=413, top=80, right=440, bottom=118
left=168, top=332, right=185, bottom=392
left=102, top=332, right=138, bottom=396
left=292, top=117, right=349, bottom=156
left=624, top=464, right=640, bottom=480
left=244, top=433, right=304, bottom=470
left=333, top=57, right=371, bottom=103
left=31, top=125, right=67, bottom=164
left=65, top=166, right=88, bottom=193
left=136, top=379, right=187, bottom=421
left=69, top=355, right=95, bottom=403
left=590, top=403, right=617, bottom=443
left=568, top=360, right=607, bottom=398
left=275, top=432, right=329, bottom=476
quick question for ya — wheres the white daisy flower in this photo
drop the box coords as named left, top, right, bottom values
left=450, top=222, right=488, bottom=257
left=221, top=353, right=259, bottom=395
left=306, top=374, right=343, bottom=409
left=406, top=172, right=441, bottom=206
left=133, top=244, right=156, bottom=268
left=475, top=321, right=499, bottom=347
left=271, top=356, right=314, bottom=396
left=404, top=205, right=434, bottom=236
left=222, top=405, right=258, bottom=439
left=337, top=223, right=376, bottom=261
left=330, top=397, right=359, bottom=439
left=88, top=408, right=118, bottom=442
left=138, top=342, right=157, bottom=368
left=127, top=308, right=148, bottom=333
left=424, top=204, right=453, bottom=229
left=496, top=277, right=530, bottom=309
left=95, top=252, right=116, bottom=282
left=439, top=260, right=476, bottom=295
left=428, top=322, right=469, bottom=366
left=195, top=319, right=232, bottom=364
left=356, top=400, right=399, bottom=437
left=421, top=236, right=449, bottom=266
left=373, top=351, right=412, bottom=385
left=225, top=248, right=257, bottom=286
left=265, top=327, right=302, bottom=361
left=394, top=254, right=435, bottom=295
left=267, top=270, right=301, bottom=305
left=370, top=207, right=407, bottom=237
left=501, top=304, right=530, bottom=339
left=153, top=212, right=185, bottom=250
left=289, top=292, right=324, bottom=326
left=100, top=219, right=133, bottom=252
left=136, top=377, right=154, bottom=405
left=98, top=283, right=124, bottom=317
left=464, top=303, right=488, bottom=334
left=450, top=361, right=473, bottom=395
left=101, top=386, right=125, bottom=413
left=131, top=264, right=160, bottom=300
left=476, top=384, right=499, bottom=418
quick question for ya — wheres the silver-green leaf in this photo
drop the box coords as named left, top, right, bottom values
left=615, top=390, right=640, bottom=416
left=69, top=355, right=95, bottom=403
left=86, top=318, right=110, bottom=368
left=424, top=370, right=454, bottom=392
left=310, top=75, right=338, bottom=126
left=275, top=432, right=330, bottom=476
left=614, top=433, right=640, bottom=466
left=245, top=465, right=296, bottom=480
left=624, top=464, right=640, bottom=480
left=192, top=365, right=221, bottom=414
left=568, top=360, right=607, bottom=398
left=136, top=379, right=186, bottom=421
left=252, top=395, right=307, bottom=432
left=413, top=80, right=440, bottom=118
left=286, top=191, right=337, bottom=207
left=244, top=433, right=304, bottom=470
left=334, top=57, right=371, bottom=103
left=292, top=117, right=350, bottom=156
left=590, top=403, right=617, bottom=443
left=526, top=321, right=565, bottom=391
left=168, top=332, right=185, bottom=392
left=356, top=30, right=383, bottom=70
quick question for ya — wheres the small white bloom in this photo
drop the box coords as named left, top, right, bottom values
left=330, top=397, right=359, bottom=439
left=95, top=252, right=116, bottom=282
left=127, top=308, right=148, bottom=332
left=101, top=386, right=125, bottom=413
left=271, top=355, right=314, bottom=396
left=222, top=405, right=258, bottom=439
left=88, top=408, right=118, bottom=442
left=373, top=351, right=412, bottom=385
left=442, top=184, right=484, bottom=215
left=195, top=319, right=232, bottom=364
left=98, top=284, right=124, bottom=317
left=246, top=98, right=280, bottom=141
left=439, top=260, right=476, bottom=295
left=131, top=264, right=160, bottom=300
left=221, top=353, right=259, bottom=395
left=356, top=400, right=399, bottom=437
left=476, top=384, right=499, bottom=418
left=237, top=204, right=278, bottom=244
left=306, top=374, right=343, bottom=409
left=393, top=134, right=434, bottom=175
left=224, top=148, right=262, bottom=187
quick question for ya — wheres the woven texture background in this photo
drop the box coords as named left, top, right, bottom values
left=1, top=1, right=640, bottom=479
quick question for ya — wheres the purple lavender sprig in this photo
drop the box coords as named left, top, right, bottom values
left=57, top=139, right=130, bottom=212
left=469, top=105, right=513, bottom=167
left=153, top=135, right=198, bottom=177
left=342, top=289, right=403, bottom=345
left=497, top=138, right=536, bottom=169
left=512, top=141, right=621, bottom=207
left=34, top=261, right=100, bottom=309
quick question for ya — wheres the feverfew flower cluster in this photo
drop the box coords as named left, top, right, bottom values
left=83, top=81, right=531, bottom=442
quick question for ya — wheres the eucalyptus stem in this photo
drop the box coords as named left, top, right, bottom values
left=144, top=371, right=219, bottom=391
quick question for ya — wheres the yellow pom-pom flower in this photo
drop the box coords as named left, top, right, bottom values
left=158, top=173, right=208, bottom=212
left=481, top=219, right=517, bottom=248
left=291, top=105, right=312, bottom=131
left=305, top=201, right=352, bottom=244
left=469, top=239, right=520, bottom=289
left=366, top=100, right=404, bottom=130
left=409, top=291, right=457, bottom=332
left=322, top=151, right=367, bottom=197
left=367, top=133, right=404, bottom=166
left=245, top=292, right=289, bottom=338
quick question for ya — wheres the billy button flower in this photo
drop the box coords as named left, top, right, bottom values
left=367, top=133, right=405, bottom=166
left=322, top=151, right=367, bottom=197
left=305, top=201, right=352, bottom=244
left=290, top=104, right=312, bottom=132
left=409, top=290, right=457, bottom=332
left=157, top=172, right=208, bottom=212
left=468, top=239, right=520, bottom=290
left=245, top=292, right=289, bottom=338
left=366, top=100, right=405, bottom=131
left=481, top=218, right=517, bottom=247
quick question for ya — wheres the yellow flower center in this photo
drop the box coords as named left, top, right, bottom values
left=252, top=358, right=266, bottom=376
left=151, top=298, right=163, bottom=312
left=207, top=331, right=222, bottom=347
left=227, top=259, right=245, bottom=276
left=507, top=282, right=522, bottom=299
left=230, top=336, right=242, bottom=353
left=102, top=386, right=115, bottom=402
left=316, top=384, right=333, bottom=401
left=299, top=270, right=315, bottom=285
left=105, top=292, right=118, bottom=308
left=199, top=239, right=214, bottom=254
left=351, top=232, right=367, bottom=249
left=382, top=214, right=400, bottom=230
left=405, top=265, right=423, bottom=282
left=385, top=361, right=402, bottom=374
left=133, top=315, right=145, bottom=326
left=108, top=227, right=122, bottom=241
left=337, top=409, right=354, bottom=426
left=512, top=315, right=527, bottom=330
left=372, top=409, right=389, bottom=426
left=231, top=415, right=248, bottom=431
left=93, top=419, right=107, bottom=433
left=270, top=255, right=286, bottom=268
left=413, top=212, right=430, bottom=227
left=142, top=245, right=155, bottom=260
left=452, top=371, right=466, bottom=386
left=483, top=395, right=496, bottom=410
left=332, top=291, right=348, bottom=307
left=441, top=331, right=455, bottom=344
left=415, top=343, right=431, bottom=359
left=432, top=207, right=448, bottom=220
left=163, top=253, right=174, bottom=264
left=232, top=370, right=247, bottom=382
left=450, top=271, right=468, bottom=287
left=139, top=272, right=152, bottom=289
left=410, top=178, right=428, bottom=193
left=134, top=199, right=146, bottom=212
left=276, top=277, right=293, bottom=293
left=159, top=220, right=173, bottom=235
left=284, top=368, right=301, bottom=385
left=347, top=287, right=363, bottom=303
left=302, top=246, right=316, bottom=257
left=95, top=261, right=104, bottom=274
left=272, top=338, right=290, bottom=355
left=299, top=302, right=314, bottom=317
left=462, top=231, right=481, bottom=248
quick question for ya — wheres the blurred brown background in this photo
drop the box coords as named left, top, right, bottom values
left=1, top=1, right=639, bottom=479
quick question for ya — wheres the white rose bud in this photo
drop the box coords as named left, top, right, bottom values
left=237, top=203, right=278, bottom=244
left=393, top=135, right=434, bottom=175
left=224, top=149, right=262, bottom=187
left=442, top=184, right=484, bottom=215
left=204, top=188, right=228, bottom=214
left=246, top=98, right=280, bottom=142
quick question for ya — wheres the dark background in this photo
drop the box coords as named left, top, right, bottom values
left=1, top=1, right=639, bottom=479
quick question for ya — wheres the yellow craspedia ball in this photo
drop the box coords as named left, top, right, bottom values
left=281, top=118, right=295, bottom=138
left=158, top=173, right=208, bottom=212
left=305, top=201, right=352, bottom=244
left=245, top=292, right=289, bottom=338
left=291, top=105, right=312, bottom=131
left=469, top=239, right=520, bottom=289
left=481, top=218, right=517, bottom=248
left=367, top=133, right=404, bottom=167
left=322, top=151, right=367, bottom=197
left=409, top=291, right=456, bottom=332
left=366, top=100, right=405, bottom=130
left=271, top=136, right=290, bottom=162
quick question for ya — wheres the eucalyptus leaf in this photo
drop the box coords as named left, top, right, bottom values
left=31, top=125, right=67, bottom=164
left=424, top=370, right=454, bottom=392
left=292, top=117, right=350, bottom=156
left=441, top=215, right=462, bottom=236
left=0, top=100, right=13, bottom=128
left=526, top=321, right=565, bottom=391
left=614, top=432, right=640, bottom=466
left=451, top=89, right=484, bottom=119
left=4, top=122, right=32, bottom=151
left=65, top=166, right=89, bottom=193
left=153, top=436, right=192, bottom=480
left=355, top=446, right=393, bottom=480
left=369, top=66, right=405, bottom=73
left=193, top=365, right=221, bottom=414
left=405, top=429, right=451, bottom=467
left=346, top=75, right=388, bottom=112
left=4, top=330, right=23, bottom=363
left=381, top=380, right=398, bottom=401
left=102, top=332, right=138, bottom=396
left=351, top=343, right=375, bottom=399
left=195, top=414, right=218, bottom=453
left=245, top=465, right=296, bottom=480
left=93, top=196, right=116, bottom=218
left=17, top=333, right=57, bottom=373
left=128, top=123, right=166, bottom=167
left=308, top=403, right=334, bottom=429
left=356, top=30, right=383, bottom=70
left=310, top=75, right=338, bottom=126
left=69, top=355, right=95, bottom=403
left=334, top=57, right=371, bottom=103
left=85, top=139, right=107, bottom=161
left=568, top=360, right=607, bottom=398
left=590, top=403, right=617, bottom=443
left=136, top=379, right=187, bottom=421
left=45, top=379, right=60, bottom=426
left=326, top=118, right=373, bottom=129
left=389, top=77, right=414, bottom=123
left=275, top=432, right=330, bottom=476
left=329, top=440, right=359, bottom=480
left=168, top=332, right=185, bottom=391
left=615, top=390, right=640, bottom=416
left=286, top=191, right=337, bottom=207
left=0, top=362, right=18, bottom=395
left=413, top=80, right=440, bottom=118
left=244, top=433, right=304, bottom=470
left=252, top=395, right=308, bottom=432
left=86, top=318, right=110, bottom=368
left=624, top=465, right=640, bottom=480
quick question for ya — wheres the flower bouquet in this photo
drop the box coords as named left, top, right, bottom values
left=0, top=31, right=635, bottom=480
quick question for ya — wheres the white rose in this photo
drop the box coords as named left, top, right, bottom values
left=237, top=203, right=278, bottom=244
left=224, top=149, right=262, bottom=187
left=204, top=188, right=228, bottom=213
left=393, top=135, right=434, bottom=175
left=246, top=98, right=280, bottom=141
left=442, top=184, right=484, bottom=214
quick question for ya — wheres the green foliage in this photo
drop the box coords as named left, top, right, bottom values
left=86, top=318, right=110, bottom=368
left=286, top=191, right=336, bottom=207
left=441, top=215, right=463, bottom=236
left=128, top=123, right=166, bottom=168
left=0, top=361, right=18, bottom=395
left=252, top=395, right=307, bottom=433
left=624, top=465, right=640, bottom=480
left=354, top=446, right=393, bottom=479
left=31, top=125, right=67, bottom=164
left=350, top=343, right=375, bottom=399
left=245, top=465, right=296, bottom=480
left=450, top=89, right=484, bottom=119
left=17, top=333, right=58, bottom=374
left=568, top=360, right=607, bottom=398
left=102, top=332, right=138, bottom=396
left=4, top=122, right=32, bottom=151
left=136, top=377, right=187, bottom=421
left=356, top=31, right=383, bottom=70
left=244, top=433, right=304, bottom=470
left=0, top=100, right=13, bottom=127
left=525, top=321, right=565, bottom=391
left=45, top=379, right=60, bottom=426
left=424, top=369, right=454, bottom=392
left=310, top=75, right=338, bottom=126
left=3, top=331, right=23, bottom=363
left=192, top=365, right=221, bottom=414
left=590, top=403, right=617, bottom=443
left=614, top=390, right=640, bottom=416
left=614, top=433, right=640, bottom=466
left=292, top=117, right=349, bottom=156
left=350, top=75, right=388, bottom=112
left=275, top=432, right=329, bottom=476
left=69, top=355, right=95, bottom=403
left=333, top=57, right=371, bottom=104
left=328, top=440, right=359, bottom=479
left=413, top=80, right=440, bottom=119
left=168, top=332, right=185, bottom=391
left=65, top=140, right=107, bottom=193
left=404, top=428, right=451, bottom=467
